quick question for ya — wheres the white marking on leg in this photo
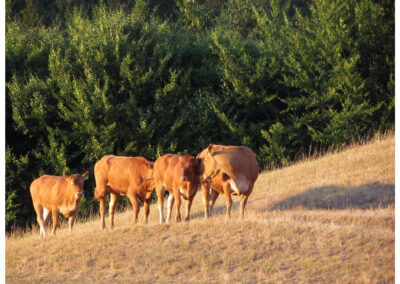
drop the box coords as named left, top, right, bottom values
left=158, top=203, right=163, bottom=224
left=158, top=186, right=166, bottom=224
left=43, top=208, right=49, bottom=222
left=40, top=226, right=46, bottom=238
left=166, top=194, right=174, bottom=223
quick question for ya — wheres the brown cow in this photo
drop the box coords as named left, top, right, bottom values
left=197, top=145, right=258, bottom=219
left=94, top=155, right=155, bottom=229
left=154, top=154, right=199, bottom=224
left=30, top=171, right=89, bottom=238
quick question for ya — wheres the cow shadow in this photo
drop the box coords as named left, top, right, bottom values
left=190, top=200, right=241, bottom=220
left=268, top=182, right=394, bottom=211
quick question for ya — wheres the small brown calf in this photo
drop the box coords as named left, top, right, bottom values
left=30, top=171, right=89, bottom=237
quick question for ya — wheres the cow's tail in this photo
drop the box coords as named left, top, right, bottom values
left=93, top=159, right=108, bottom=200
left=93, top=182, right=108, bottom=200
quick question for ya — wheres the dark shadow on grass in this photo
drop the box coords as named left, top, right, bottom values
left=268, top=182, right=394, bottom=211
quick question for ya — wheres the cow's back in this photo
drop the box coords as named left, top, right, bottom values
left=30, top=175, right=69, bottom=209
left=95, top=155, right=153, bottom=193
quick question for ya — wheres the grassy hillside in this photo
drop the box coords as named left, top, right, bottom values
left=6, top=134, right=394, bottom=283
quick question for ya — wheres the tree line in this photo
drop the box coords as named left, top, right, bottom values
left=6, top=0, right=394, bottom=231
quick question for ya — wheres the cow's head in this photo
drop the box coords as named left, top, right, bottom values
left=176, top=155, right=199, bottom=199
left=197, top=144, right=221, bottom=182
left=64, top=171, right=89, bottom=199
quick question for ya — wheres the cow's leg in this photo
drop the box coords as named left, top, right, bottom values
left=223, top=182, right=232, bottom=219
left=127, top=193, right=140, bottom=225
left=33, top=203, right=46, bottom=238
left=156, top=185, right=165, bottom=224
left=143, top=199, right=150, bottom=224
left=240, top=184, right=254, bottom=219
left=95, top=177, right=108, bottom=230
left=209, top=189, right=219, bottom=217
left=166, top=193, right=174, bottom=224
left=68, top=214, right=76, bottom=232
left=184, top=194, right=194, bottom=222
left=99, top=197, right=106, bottom=230
left=201, top=183, right=210, bottom=219
left=43, top=208, right=51, bottom=226
left=51, top=210, right=59, bottom=235
left=174, top=191, right=182, bottom=223
left=239, top=195, right=249, bottom=220
left=108, top=193, right=119, bottom=229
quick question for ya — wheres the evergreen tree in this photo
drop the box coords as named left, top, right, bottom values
left=255, top=0, right=393, bottom=156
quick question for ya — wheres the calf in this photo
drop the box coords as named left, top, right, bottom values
left=30, top=171, right=89, bottom=238
left=94, top=155, right=155, bottom=229
left=154, top=154, right=199, bottom=224
left=197, top=145, right=258, bottom=219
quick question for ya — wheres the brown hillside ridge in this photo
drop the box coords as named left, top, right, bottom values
left=6, top=133, right=394, bottom=283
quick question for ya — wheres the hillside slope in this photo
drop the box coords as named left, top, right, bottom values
left=6, top=134, right=394, bottom=283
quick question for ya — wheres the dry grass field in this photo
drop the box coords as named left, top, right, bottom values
left=6, top=134, right=394, bottom=283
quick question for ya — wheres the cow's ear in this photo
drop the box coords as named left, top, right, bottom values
left=207, top=144, right=214, bottom=157
left=63, top=173, right=67, bottom=178
left=81, top=171, right=89, bottom=179
left=146, top=162, right=154, bottom=170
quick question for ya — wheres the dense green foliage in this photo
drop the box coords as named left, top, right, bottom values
left=6, top=0, right=394, bottom=230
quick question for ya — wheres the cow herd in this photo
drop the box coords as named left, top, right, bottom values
left=30, top=144, right=259, bottom=238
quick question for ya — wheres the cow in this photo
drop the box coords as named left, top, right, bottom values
left=30, top=171, right=89, bottom=238
left=196, top=144, right=258, bottom=219
left=154, top=154, right=199, bottom=224
left=94, top=155, right=155, bottom=230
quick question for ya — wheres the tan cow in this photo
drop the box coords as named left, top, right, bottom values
left=154, top=154, right=199, bottom=224
left=197, top=145, right=258, bottom=219
left=30, top=171, right=89, bottom=238
left=94, top=155, right=155, bottom=229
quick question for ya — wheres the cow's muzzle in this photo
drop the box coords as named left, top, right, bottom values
left=75, top=192, right=84, bottom=198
